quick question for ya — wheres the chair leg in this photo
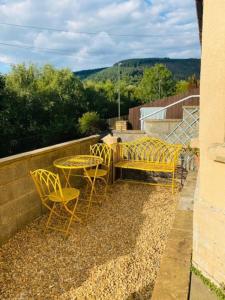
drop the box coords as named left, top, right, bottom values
left=86, top=192, right=93, bottom=220
left=172, top=170, right=175, bottom=194
left=84, top=177, right=98, bottom=198
left=83, top=179, right=90, bottom=199
left=85, top=177, right=95, bottom=220
left=112, top=164, right=115, bottom=184
left=102, top=176, right=109, bottom=201
left=45, top=202, right=56, bottom=232
left=90, top=176, right=108, bottom=203
left=65, top=197, right=79, bottom=236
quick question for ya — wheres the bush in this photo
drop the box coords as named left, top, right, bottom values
left=78, top=112, right=108, bottom=135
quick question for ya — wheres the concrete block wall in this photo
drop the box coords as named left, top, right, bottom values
left=0, top=135, right=99, bottom=245
left=112, top=130, right=147, bottom=142
left=143, top=106, right=199, bottom=144
left=143, top=119, right=181, bottom=140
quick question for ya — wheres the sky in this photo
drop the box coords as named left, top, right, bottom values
left=0, top=0, right=200, bottom=73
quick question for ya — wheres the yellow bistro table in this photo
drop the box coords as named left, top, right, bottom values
left=53, top=155, right=103, bottom=218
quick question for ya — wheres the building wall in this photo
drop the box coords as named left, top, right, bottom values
left=128, top=88, right=199, bottom=130
left=193, top=0, right=225, bottom=285
left=0, top=135, right=99, bottom=245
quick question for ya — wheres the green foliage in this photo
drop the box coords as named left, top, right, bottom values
left=0, top=64, right=86, bottom=157
left=75, top=67, right=107, bottom=80
left=84, top=79, right=140, bottom=117
left=78, top=112, right=107, bottom=135
left=136, top=64, right=176, bottom=102
left=175, top=80, right=190, bottom=94
left=0, top=73, right=5, bottom=101
left=84, top=66, right=144, bottom=85
left=191, top=266, right=225, bottom=300
left=76, top=58, right=200, bottom=83
left=0, top=59, right=200, bottom=158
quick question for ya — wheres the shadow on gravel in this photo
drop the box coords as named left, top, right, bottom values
left=1, top=182, right=152, bottom=299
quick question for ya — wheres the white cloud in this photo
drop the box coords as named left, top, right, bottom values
left=0, top=0, right=200, bottom=72
left=98, top=0, right=141, bottom=20
left=0, top=54, right=13, bottom=64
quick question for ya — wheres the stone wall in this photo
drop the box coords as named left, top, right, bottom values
left=0, top=135, right=99, bottom=245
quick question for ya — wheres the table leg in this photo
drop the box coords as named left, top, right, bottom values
left=62, top=169, right=72, bottom=187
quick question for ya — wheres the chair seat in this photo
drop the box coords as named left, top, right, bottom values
left=114, top=160, right=174, bottom=172
left=86, top=168, right=108, bottom=178
left=49, top=188, right=80, bottom=203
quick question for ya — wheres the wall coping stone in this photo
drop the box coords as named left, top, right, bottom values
left=0, top=135, right=100, bottom=167
left=144, top=119, right=181, bottom=123
left=182, top=105, right=200, bottom=108
left=112, top=130, right=145, bottom=134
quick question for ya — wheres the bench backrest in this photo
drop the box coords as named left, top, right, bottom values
left=118, top=137, right=182, bottom=165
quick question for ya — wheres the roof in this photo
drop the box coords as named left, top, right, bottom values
left=195, top=0, right=203, bottom=44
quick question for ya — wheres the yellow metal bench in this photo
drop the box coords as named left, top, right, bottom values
left=114, top=137, right=182, bottom=193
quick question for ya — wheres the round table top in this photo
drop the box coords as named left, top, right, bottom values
left=53, top=155, right=103, bottom=170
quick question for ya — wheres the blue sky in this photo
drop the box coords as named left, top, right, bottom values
left=0, top=0, right=200, bottom=73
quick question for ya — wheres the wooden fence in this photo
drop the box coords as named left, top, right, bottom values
left=128, top=88, right=200, bottom=130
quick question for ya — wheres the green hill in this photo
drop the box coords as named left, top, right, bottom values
left=75, top=58, right=200, bottom=83
left=74, top=67, right=107, bottom=80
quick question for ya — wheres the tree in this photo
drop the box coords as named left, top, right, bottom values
left=1, top=64, right=86, bottom=157
left=0, top=74, right=5, bottom=109
left=78, top=112, right=107, bottom=135
left=136, top=64, right=176, bottom=103
left=84, top=80, right=117, bottom=118
left=175, top=80, right=189, bottom=94
left=187, top=74, right=199, bottom=89
left=84, top=79, right=140, bottom=118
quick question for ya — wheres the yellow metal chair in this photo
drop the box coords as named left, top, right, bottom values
left=30, top=169, right=81, bottom=236
left=85, top=143, right=112, bottom=201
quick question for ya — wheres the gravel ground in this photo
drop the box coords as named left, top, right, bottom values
left=0, top=182, right=178, bottom=300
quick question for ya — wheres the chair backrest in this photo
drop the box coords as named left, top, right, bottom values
left=90, top=143, right=112, bottom=168
left=30, top=169, right=63, bottom=203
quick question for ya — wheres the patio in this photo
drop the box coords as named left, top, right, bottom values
left=1, top=182, right=178, bottom=299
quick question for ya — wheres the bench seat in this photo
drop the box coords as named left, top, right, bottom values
left=114, top=160, right=174, bottom=172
